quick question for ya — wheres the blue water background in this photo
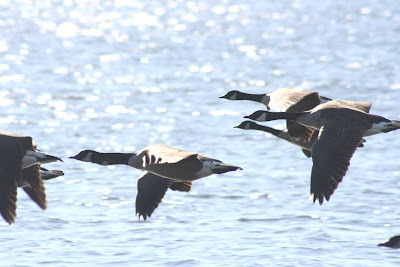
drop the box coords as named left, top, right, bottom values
left=1, top=0, right=400, bottom=266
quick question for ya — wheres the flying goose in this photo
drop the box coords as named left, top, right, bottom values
left=234, top=120, right=317, bottom=158
left=244, top=100, right=400, bottom=204
left=378, top=236, right=400, bottom=248
left=70, top=144, right=242, bottom=220
left=234, top=120, right=366, bottom=158
left=0, top=131, right=63, bottom=224
left=220, top=88, right=333, bottom=142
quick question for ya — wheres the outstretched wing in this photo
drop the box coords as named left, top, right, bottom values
left=310, top=126, right=365, bottom=204
left=135, top=172, right=173, bottom=220
left=0, top=139, right=25, bottom=224
left=0, top=168, right=18, bottom=224
left=270, top=90, right=322, bottom=112
left=142, top=152, right=203, bottom=180
left=335, top=100, right=372, bottom=113
left=169, top=182, right=192, bottom=192
left=21, top=165, right=47, bottom=210
left=142, top=145, right=198, bottom=164
left=272, top=91, right=322, bottom=143
left=286, top=120, right=316, bottom=143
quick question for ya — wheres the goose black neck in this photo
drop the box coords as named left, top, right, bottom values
left=237, top=92, right=266, bottom=102
left=268, top=111, right=303, bottom=121
left=245, top=111, right=303, bottom=122
left=252, top=123, right=281, bottom=136
left=92, top=152, right=134, bottom=165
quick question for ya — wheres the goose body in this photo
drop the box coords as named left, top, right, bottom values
left=378, top=236, right=400, bottom=248
left=70, top=144, right=242, bottom=220
left=244, top=100, right=400, bottom=204
left=0, top=131, right=63, bottom=224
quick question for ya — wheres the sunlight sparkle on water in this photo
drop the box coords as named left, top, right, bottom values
left=99, top=54, right=121, bottom=63
left=56, top=22, right=80, bottom=38
left=209, top=109, right=241, bottom=116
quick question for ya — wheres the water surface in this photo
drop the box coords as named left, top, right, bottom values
left=1, top=0, right=400, bottom=266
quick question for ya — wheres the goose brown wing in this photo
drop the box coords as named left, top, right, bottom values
left=310, top=126, right=365, bottom=204
left=143, top=145, right=197, bottom=164
left=144, top=154, right=203, bottom=180
left=0, top=139, right=25, bottom=224
left=274, top=92, right=322, bottom=143
left=335, top=100, right=372, bottom=113
left=0, top=168, right=18, bottom=224
left=0, top=131, right=33, bottom=150
left=21, top=165, right=47, bottom=210
left=286, top=120, right=316, bottom=143
left=270, top=91, right=322, bottom=112
left=169, top=182, right=192, bottom=192
left=135, top=172, right=173, bottom=220
left=285, top=92, right=324, bottom=112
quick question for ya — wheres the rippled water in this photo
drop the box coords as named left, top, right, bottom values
left=1, top=0, right=400, bottom=266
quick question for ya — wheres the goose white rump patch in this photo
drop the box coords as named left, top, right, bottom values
left=365, top=121, right=393, bottom=136
left=194, top=160, right=219, bottom=179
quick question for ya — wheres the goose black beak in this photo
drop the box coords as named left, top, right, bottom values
left=52, top=155, right=63, bottom=162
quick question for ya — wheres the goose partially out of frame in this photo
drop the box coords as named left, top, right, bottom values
left=378, top=236, right=400, bottom=248
left=244, top=100, right=400, bottom=204
left=0, top=131, right=63, bottom=224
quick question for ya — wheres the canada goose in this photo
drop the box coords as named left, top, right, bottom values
left=378, top=236, right=400, bottom=248
left=69, top=145, right=242, bottom=220
left=234, top=120, right=365, bottom=158
left=220, top=88, right=332, bottom=142
left=244, top=100, right=400, bottom=204
left=0, top=131, right=63, bottom=224
left=234, top=120, right=317, bottom=158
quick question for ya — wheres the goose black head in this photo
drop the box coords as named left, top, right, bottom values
left=234, top=120, right=257, bottom=129
left=219, top=90, right=239, bottom=100
left=69, top=150, right=97, bottom=162
left=244, top=110, right=269, bottom=121
left=378, top=235, right=400, bottom=248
